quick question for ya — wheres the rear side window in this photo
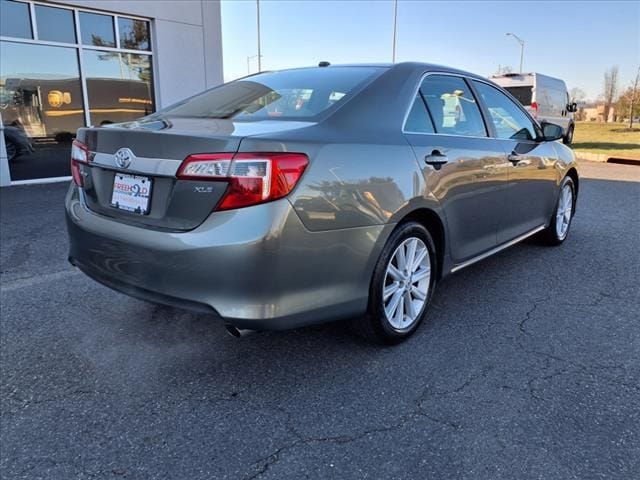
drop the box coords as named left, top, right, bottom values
left=420, top=75, right=486, bottom=137
left=472, top=81, right=538, bottom=141
left=404, top=94, right=435, bottom=133
left=160, top=67, right=385, bottom=121
left=504, top=86, right=533, bottom=106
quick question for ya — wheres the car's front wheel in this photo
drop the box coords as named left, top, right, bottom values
left=350, top=221, right=437, bottom=344
left=539, top=176, right=575, bottom=245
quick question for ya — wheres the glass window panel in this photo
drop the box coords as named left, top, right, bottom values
left=404, top=95, right=435, bottom=134
left=83, top=50, right=154, bottom=126
left=0, top=0, right=32, bottom=39
left=118, top=17, right=150, bottom=51
left=473, top=81, right=538, bottom=141
left=0, top=41, right=84, bottom=180
left=163, top=67, right=383, bottom=120
left=420, top=75, right=486, bottom=137
left=79, top=11, right=115, bottom=47
left=35, top=5, right=76, bottom=43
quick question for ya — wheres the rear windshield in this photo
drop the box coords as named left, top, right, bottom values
left=160, top=66, right=385, bottom=121
left=504, top=86, right=533, bottom=106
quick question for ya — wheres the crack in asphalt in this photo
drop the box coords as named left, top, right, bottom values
left=240, top=368, right=494, bottom=479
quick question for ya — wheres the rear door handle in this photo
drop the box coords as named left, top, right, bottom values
left=425, top=150, right=448, bottom=170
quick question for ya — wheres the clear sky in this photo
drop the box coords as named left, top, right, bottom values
left=221, top=0, right=640, bottom=101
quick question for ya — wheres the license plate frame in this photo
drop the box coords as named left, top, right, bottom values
left=110, top=173, right=153, bottom=215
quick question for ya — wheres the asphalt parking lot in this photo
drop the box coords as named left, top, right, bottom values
left=1, top=161, right=639, bottom=479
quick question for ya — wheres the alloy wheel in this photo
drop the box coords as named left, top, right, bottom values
left=382, top=237, right=431, bottom=330
left=555, top=184, right=573, bottom=239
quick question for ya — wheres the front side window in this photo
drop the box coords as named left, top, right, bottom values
left=420, top=75, right=486, bottom=137
left=473, top=81, right=538, bottom=141
left=161, top=67, right=385, bottom=121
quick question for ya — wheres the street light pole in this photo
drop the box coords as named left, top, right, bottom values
left=256, top=0, right=262, bottom=72
left=505, top=32, right=525, bottom=73
left=392, top=0, right=398, bottom=63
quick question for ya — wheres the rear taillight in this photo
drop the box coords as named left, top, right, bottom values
left=177, top=152, right=308, bottom=211
left=70, top=139, right=89, bottom=186
left=530, top=101, right=538, bottom=118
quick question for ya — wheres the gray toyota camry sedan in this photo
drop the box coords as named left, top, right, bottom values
left=66, top=62, right=578, bottom=344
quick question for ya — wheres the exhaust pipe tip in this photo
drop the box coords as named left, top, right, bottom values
left=224, top=324, right=255, bottom=338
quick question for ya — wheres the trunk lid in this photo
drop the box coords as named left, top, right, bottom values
left=77, top=116, right=314, bottom=231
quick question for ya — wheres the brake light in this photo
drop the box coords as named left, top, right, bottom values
left=70, top=139, right=89, bottom=186
left=177, top=152, right=308, bottom=211
left=531, top=101, right=538, bottom=118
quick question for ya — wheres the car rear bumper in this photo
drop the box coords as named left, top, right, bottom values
left=65, top=185, right=387, bottom=330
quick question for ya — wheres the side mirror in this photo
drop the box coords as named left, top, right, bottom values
left=540, top=122, right=564, bottom=142
left=566, top=102, right=578, bottom=113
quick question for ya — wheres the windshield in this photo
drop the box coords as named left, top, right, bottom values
left=160, top=66, right=385, bottom=121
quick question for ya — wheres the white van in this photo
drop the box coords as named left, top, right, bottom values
left=490, top=72, right=577, bottom=144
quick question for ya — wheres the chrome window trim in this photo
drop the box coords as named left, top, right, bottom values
left=402, top=71, right=542, bottom=142
left=402, top=71, right=490, bottom=138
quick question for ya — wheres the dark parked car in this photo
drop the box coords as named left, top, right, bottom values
left=66, top=62, right=578, bottom=344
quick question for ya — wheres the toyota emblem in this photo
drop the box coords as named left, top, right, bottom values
left=114, top=148, right=134, bottom=169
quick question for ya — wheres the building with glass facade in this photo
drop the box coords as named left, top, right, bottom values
left=0, top=0, right=223, bottom=184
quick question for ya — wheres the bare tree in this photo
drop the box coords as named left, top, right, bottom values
left=569, top=87, right=586, bottom=103
left=628, top=65, right=640, bottom=128
left=603, top=66, right=619, bottom=122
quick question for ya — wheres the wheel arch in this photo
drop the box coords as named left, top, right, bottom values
left=566, top=167, right=579, bottom=211
left=398, top=208, right=446, bottom=280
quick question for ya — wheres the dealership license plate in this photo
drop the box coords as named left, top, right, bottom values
left=111, top=173, right=152, bottom=214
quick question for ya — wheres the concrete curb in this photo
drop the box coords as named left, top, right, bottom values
left=576, top=151, right=640, bottom=164
left=575, top=152, right=610, bottom=162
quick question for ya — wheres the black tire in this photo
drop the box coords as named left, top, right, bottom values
left=350, top=221, right=437, bottom=345
left=563, top=124, right=574, bottom=145
left=538, top=176, right=575, bottom=246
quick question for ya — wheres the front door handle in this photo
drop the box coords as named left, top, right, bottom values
left=508, top=152, right=532, bottom=167
left=508, top=152, right=522, bottom=164
left=425, top=150, right=448, bottom=170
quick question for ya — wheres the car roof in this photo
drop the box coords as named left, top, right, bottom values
left=256, top=62, right=490, bottom=82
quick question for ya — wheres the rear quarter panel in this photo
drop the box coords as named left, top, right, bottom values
left=242, top=133, right=424, bottom=232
